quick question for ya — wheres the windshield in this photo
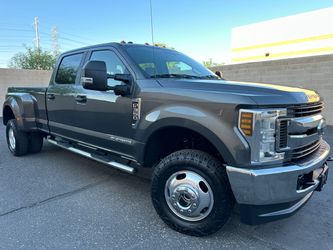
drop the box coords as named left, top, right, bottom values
left=125, top=46, right=218, bottom=79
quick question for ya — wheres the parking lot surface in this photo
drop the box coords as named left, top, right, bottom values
left=0, top=124, right=332, bottom=250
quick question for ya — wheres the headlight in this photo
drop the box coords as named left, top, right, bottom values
left=239, top=108, right=287, bottom=163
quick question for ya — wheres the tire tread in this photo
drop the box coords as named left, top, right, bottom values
left=151, top=149, right=233, bottom=236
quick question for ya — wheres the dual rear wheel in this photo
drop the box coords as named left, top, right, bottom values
left=6, top=119, right=43, bottom=156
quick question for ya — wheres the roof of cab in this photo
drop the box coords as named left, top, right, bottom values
left=60, top=42, right=171, bottom=56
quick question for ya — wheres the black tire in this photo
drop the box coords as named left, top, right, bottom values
left=151, top=149, right=233, bottom=236
left=28, top=132, right=43, bottom=153
left=6, top=119, right=29, bottom=156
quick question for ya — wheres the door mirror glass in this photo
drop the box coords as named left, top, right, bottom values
left=81, top=60, right=108, bottom=91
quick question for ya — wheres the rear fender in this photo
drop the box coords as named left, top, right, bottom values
left=3, top=94, right=39, bottom=131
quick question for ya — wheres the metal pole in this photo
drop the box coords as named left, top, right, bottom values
left=34, top=17, right=40, bottom=49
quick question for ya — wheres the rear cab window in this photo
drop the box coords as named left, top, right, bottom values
left=55, top=53, right=83, bottom=84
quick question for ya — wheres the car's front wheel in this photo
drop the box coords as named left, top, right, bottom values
left=151, top=149, right=233, bottom=236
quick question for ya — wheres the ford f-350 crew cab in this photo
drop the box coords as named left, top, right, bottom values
left=2, top=42, right=330, bottom=236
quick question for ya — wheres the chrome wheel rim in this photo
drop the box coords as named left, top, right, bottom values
left=8, top=128, right=16, bottom=150
left=164, top=170, right=214, bottom=222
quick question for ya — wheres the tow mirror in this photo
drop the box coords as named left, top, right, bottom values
left=107, top=73, right=132, bottom=96
left=113, top=85, right=131, bottom=96
left=81, top=60, right=108, bottom=91
left=114, top=73, right=132, bottom=83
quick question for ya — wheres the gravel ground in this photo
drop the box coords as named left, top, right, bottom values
left=0, top=124, right=332, bottom=250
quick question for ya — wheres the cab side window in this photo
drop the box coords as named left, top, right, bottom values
left=55, top=53, right=83, bottom=84
left=90, top=50, right=129, bottom=87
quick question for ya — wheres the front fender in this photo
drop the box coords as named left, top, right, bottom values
left=134, top=104, right=249, bottom=166
left=3, top=93, right=39, bottom=131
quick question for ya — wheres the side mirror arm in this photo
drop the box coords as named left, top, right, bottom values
left=107, top=84, right=131, bottom=96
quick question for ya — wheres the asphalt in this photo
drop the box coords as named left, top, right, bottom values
left=0, top=124, right=332, bottom=250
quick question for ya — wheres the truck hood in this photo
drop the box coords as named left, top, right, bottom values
left=157, top=79, right=321, bottom=105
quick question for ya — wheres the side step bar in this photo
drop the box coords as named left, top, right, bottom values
left=47, top=138, right=136, bottom=174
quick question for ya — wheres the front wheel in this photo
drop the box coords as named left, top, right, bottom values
left=151, top=149, right=233, bottom=236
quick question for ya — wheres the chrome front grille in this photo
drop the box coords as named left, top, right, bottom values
left=286, top=140, right=321, bottom=161
left=278, top=101, right=324, bottom=162
left=287, top=102, right=323, bottom=117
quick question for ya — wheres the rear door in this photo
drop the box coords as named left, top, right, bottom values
left=46, top=52, right=85, bottom=139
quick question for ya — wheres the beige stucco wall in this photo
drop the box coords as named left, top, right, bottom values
left=211, top=54, right=333, bottom=124
left=0, top=68, right=51, bottom=108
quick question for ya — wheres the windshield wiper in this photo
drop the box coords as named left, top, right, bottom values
left=200, top=75, right=219, bottom=80
left=150, top=74, right=220, bottom=80
left=150, top=74, right=202, bottom=79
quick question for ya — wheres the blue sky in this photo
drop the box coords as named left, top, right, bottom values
left=1, top=0, right=333, bottom=67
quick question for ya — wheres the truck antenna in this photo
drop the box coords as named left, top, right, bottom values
left=149, top=0, right=155, bottom=45
left=149, top=0, right=157, bottom=76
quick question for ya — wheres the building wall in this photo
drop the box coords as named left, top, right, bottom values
left=212, top=54, right=333, bottom=124
left=231, top=7, right=333, bottom=63
left=0, top=68, right=51, bottom=108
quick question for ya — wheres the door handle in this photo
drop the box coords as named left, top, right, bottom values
left=75, top=95, right=87, bottom=103
left=47, top=93, right=55, bottom=100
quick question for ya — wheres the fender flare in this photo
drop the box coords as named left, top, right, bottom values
left=2, top=94, right=38, bottom=131
left=136, top=117, right=236, bottom=166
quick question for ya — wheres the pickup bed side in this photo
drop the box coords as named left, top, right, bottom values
left=3, top=87, right=48, bottom=132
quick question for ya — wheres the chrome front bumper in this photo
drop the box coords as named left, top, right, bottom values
left=226, top=140, right=330, bottom=206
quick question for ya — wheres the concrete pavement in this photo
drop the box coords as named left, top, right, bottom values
left=0, top=125, right=332, bottom=249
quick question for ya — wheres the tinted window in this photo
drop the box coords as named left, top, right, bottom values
left=55, top=53, right=83, bottom=84
left=125, top=46, right=217, bottom=79
left=167, top=61, right=193, bottom=74
left=90, top=50, right=128, bottom=87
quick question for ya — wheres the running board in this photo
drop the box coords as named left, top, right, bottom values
left=47, top=138, right=136, bottom=174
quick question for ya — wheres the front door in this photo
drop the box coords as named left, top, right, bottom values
left=73, top=49, right=134, bottom=158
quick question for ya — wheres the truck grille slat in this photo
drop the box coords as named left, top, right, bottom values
left=288, top=102, right=323, bottom=117
left=289, top=140, right=321, bottom=160
left=291, top=141, right=320, bottom=158
left=278, top=120, right=288, bottom=149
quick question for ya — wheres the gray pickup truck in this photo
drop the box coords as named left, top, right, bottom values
left=2, top=42, right=330, bottom=236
